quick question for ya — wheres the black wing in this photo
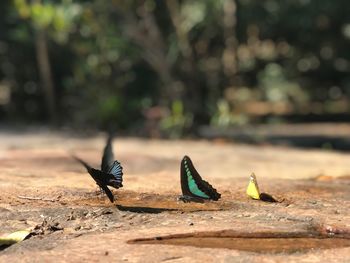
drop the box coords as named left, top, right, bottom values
left=106, top=161, right=123, bottom=188
left=101, top=135, right=114, bottom=173
left=181, top=155, right=221, bottom=201
left=72, top=155, right=92, bottom=172
left=97, top=182, right=114, bottom=203
left=88, top=170, right=115, bottom=203
left=180, top=157, right=193, bottom=197
left=89, top=169, right=116, bottom=202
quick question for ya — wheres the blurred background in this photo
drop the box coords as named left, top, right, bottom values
left=1, top=0, right=350, bottom=146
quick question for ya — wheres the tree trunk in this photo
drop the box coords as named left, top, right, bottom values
left=35, top=29, right=56, bottom=123
left=165, top=0, right=209, bottom=125
left=222, top=0, right=238, bottom=85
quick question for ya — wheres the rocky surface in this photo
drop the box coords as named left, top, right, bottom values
left=0, top=130, right=349, bottom=262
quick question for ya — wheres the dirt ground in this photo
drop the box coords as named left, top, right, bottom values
left=0, top=130, right=349, bottom=262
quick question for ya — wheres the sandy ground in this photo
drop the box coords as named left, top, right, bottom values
left=0, top=130, right=349, bottom=262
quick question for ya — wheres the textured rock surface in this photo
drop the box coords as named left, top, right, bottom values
left=0, top=130, right=349, bottom=262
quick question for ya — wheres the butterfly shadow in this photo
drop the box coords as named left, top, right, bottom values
left=115, top=204, right=178, bottom=214
left=0, top=244, right=11, bottom=251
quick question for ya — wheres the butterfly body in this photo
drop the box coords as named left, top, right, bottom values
left=90, top=167, right=123, bottom=189
left=73, top=135, right=123, bottom=203
left=180, top=155, right=221, bottom=202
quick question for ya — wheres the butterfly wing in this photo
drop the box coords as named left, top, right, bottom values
left=101, top=135, right=114, bottom=173
left=180, top=156, right=221, bottom=200
left=106, top=160, right=123, bottom=188
left=196, top=179, right=221, bottom=201
left=97, top=181, right=114, bottom=203
left=86, top=169, right=115, bottom=203
left=180, top=157, right=194, bottom=197
left=72, top=155, right=92, bottom=172
left=246, top=173, right=261, bottom=200
left=88, top=170, right=115, bottom=203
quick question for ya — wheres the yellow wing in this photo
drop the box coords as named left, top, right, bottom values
left=0, top=230, right=31, bottom=245
left=246, top=173, right=260, bottom=200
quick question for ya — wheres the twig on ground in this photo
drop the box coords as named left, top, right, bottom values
left=17, top=195, right=57, bottom=202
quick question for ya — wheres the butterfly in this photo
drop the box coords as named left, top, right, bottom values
left=246, top=173, right=277, bottom=202
left=179, top=155, right=221, bottom=202
left=73, top=136, right=123, bottom=203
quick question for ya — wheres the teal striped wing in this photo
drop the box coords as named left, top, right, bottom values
left=184, top=160, right=210, bottom=198
left=180, top=156, right=221, bottom=200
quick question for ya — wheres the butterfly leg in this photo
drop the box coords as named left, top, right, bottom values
left=178, top=195, right=205, bottom=203
left=94, top=186, right=104, bottom=197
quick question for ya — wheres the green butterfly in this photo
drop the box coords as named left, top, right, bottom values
left=179, top=155, right=221, bottom=202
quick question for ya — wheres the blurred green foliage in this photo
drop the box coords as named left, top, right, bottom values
left=0, top=0, right=350, bottom=135
left=160, top=100, right=192, bottom=139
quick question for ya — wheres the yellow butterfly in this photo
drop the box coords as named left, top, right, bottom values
left=246, top=173, right=277, bottom=202
left=246, top=173, right=261, bottom=200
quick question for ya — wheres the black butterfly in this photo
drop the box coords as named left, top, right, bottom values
left=73, top=136, right=123, bottom=203
left=179, top=155, right=221, bottom=202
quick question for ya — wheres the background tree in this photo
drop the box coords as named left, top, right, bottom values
left=0, top=0, right=349, bottom=135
